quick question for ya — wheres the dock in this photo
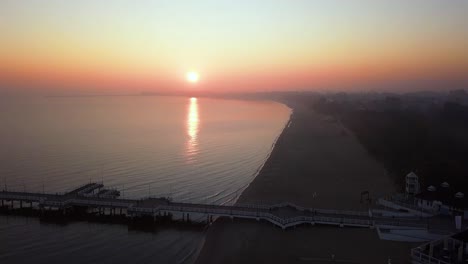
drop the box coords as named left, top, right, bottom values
left=0, top=183, right=439, bottom=230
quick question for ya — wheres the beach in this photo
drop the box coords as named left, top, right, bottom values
left=195, top=99, right=418, bottom=263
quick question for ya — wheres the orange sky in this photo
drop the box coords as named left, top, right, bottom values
left=1, top=1, right=467, bottom=95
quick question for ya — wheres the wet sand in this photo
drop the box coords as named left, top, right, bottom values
left=195, top=100, right=417, bottom=264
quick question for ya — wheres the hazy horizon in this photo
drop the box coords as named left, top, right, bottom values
left=1, top=0, right=467, bottom=96
left=1, top=3, right=468, bottom=263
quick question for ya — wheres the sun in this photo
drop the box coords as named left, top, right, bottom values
left=186, top=71, right=199, bottom=83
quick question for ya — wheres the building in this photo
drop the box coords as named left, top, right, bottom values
left=379, top=173, right=468, bottom=219
left=406, top=172, right=421, bottom=196
left=415, top=182, right=468, bottom=219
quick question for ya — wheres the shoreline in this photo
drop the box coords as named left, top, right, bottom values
left=188, top=103, right=293, bottom=263
left=195, top=99, right=417, bottom=264
left=234, top=99, right=395, bottom=209
left=185, top=101, right=293, bottom=264
left=234, top=105, right=294, bottom=205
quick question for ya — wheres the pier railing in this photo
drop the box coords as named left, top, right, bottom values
left=410, top=248, right=451, bottom=264
left=0, top=187, right=434, bottom=230
left=411, top=235, right=466, bottom=264
left=234, top=202, right=369, bottom=217
left=127, top=204, right=358, bottom=227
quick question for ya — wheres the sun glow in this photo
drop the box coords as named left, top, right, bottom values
left=186, top=71, right=199, bottom=83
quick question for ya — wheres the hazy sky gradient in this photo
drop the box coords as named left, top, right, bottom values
left=1, top=0, right=467, bottom=95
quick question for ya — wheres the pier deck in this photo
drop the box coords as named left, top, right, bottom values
left=0, top=183, right=450, bottom=230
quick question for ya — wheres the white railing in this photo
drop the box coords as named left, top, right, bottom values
left=236, top=202, right=369, bottom=217
left=236, top=203, right=272, bottom=210
left=129, top=204, right=375, bottom=228
left=0, top=191, right=438, bottom=230
left=315, top=208, right=369, bottom=217
left=380, top=197, right=435, bottom=215
left=411, top=248, right=451, bottom=264
left=123, top=202, right=425, bottom=227
left=70, top=199, right=133, bottom=208
left=0, top=193, right=47, bottom=201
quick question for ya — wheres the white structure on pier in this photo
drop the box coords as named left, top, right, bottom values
left=405, top=172, right=420, bottom=197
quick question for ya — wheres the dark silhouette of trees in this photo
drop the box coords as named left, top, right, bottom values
left=314, top=98, right=468, bottom=192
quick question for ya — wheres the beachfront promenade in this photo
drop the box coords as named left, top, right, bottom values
left=0, top=183, right=430, bottom=230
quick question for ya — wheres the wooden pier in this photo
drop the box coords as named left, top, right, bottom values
left=0, top=183, right=431, bottom=230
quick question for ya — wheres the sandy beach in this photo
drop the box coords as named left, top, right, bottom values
left=195, top=99, right=418, bottom=264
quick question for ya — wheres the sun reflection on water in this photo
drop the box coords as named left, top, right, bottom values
left=186, top=97, right=199, bottom=162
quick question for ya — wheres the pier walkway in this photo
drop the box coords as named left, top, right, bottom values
left=0, top=183, right=437, bottom=230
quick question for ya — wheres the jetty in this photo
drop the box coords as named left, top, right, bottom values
left=0, top=183, right=444, bottom=230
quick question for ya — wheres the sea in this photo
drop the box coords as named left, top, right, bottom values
left=0, top=95, right=291, bottom=264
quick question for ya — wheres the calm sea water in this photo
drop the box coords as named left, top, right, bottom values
left=0, top=96, right=290, bottom=264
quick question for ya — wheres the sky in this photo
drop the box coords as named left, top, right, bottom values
left=1, top=0, right=467, bottom=95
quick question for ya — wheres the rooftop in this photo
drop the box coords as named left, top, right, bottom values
left=416, top=185, right=468, bottom=209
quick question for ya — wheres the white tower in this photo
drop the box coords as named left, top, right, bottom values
left=405, top=172, right=420, bottom=196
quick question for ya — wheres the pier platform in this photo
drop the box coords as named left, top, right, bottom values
left=0, top=183, right=455, bottom=231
